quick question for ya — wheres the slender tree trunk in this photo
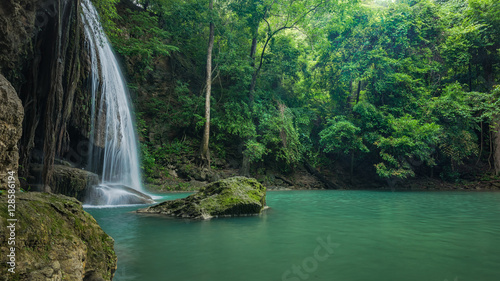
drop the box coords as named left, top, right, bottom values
left=489, top=131, right=493, bottom=170
left=349, top=78, right=353, bottom=105
left=239, top=31, right=258, bottom=177
left=240, top=155, right=250, bottom=177
left=356, top=80, right=362, bottom=104
left=249, top=72, right=258, bottom=103
left=246, top=10, right=260, bottom=101
left=200, top=0, right=214, bottom=168
left=476, top=121, right=483, bottom=165
left=468, top=62, right=472, bottom=92
left=493, top=118, right=500, bottom=175
left=250, top=36, right=257, bottom=66
left=350, top=151, right=354, bottom=184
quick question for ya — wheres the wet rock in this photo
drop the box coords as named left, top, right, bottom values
left=84, top=184, right=155, bottom=205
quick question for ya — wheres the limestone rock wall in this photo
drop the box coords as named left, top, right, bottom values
left=0, top=0, right=36, bottom=74
left=0, top=74, right=24, bottom=190
left=0, top=0, right=104, bottom=190
left=0, top=3, right=117, bottom=281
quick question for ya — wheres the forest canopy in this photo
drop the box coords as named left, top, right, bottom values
left=91, top=0, right=500, bottom=187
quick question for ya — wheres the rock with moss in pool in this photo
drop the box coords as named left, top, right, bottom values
left=137, top=176, right=267, bottom=219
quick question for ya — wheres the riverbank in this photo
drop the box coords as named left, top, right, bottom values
left=144, top=154, right=500, bottom=193
left=144, top=173, right=500, bottom=193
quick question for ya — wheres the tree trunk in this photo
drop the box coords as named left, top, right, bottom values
left=350, top=151, right=354, bottom=184
left=477, top=121, right=483, bottom=165
left=239, top=32, right=259, bottom=177
left=493, top=118, right=500, bottom=175
left=200, top=0, right=215, bottom=168
left=249, top=72, right=257, bottom=102
left=250, top=36, right=257, bottom=65
left=240, top=154, right=250, bottom=177
left=468, top=62, right=472, bottom=92
left=356, top=80, right=362, bottom=104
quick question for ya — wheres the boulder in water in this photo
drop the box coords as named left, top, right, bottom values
left=137, top=176, right=267, bottom=219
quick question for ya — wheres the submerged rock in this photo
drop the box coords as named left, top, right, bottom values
left=84, top=184, right=155, bottom=205
left=0, top=192, right=117, bottom=281
left=137, top=176, right=267, bottom=219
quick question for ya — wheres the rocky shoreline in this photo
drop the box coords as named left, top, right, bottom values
left=145, top=173, right=500, bottom=193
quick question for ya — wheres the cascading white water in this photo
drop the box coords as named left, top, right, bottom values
left=81, top=0, right=152, bottom=205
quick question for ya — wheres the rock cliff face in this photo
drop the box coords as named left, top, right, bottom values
left=0, top=74, right=24, bottom=190
left=0, top=35, right=116, bottom=280
left=0, top=4, right=117, bottom=281
left=0, top=192, right=117, bottom=281
left=0, top=0, right=36, bottom=73
left=0, top=0, right=104, bottom=192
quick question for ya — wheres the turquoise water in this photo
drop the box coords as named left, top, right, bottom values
left=85, top=191, right=500, bottom=281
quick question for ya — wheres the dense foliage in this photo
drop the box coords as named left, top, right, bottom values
left=92, top=0, right=500, bottom=186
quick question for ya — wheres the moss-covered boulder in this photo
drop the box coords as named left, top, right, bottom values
left=137, top=176, right=267, bottom=219
left=0, top=192, right=117, bottom=280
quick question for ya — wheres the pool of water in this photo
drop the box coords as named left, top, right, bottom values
left=85, top=190, right=500, bottom=281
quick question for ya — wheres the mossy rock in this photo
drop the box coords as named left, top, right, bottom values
left=137, top=176, right=267, bottom=219
left=29, top=164, right=99, bottom=200
left=0, top=192, right=117, bottom=280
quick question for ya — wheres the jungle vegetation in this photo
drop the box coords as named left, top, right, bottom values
left=92, top=0, right=500, bottom=186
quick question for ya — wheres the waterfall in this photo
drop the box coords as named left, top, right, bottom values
left=81, top=0, right=153, bottom=205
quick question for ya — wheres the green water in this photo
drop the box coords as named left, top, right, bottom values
left=85, top=190, right=500, bottom=281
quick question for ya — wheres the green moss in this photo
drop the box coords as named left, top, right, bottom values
left=139, top=176, right=267, bottom=219
left=0, top=192, right=117, bottom=280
